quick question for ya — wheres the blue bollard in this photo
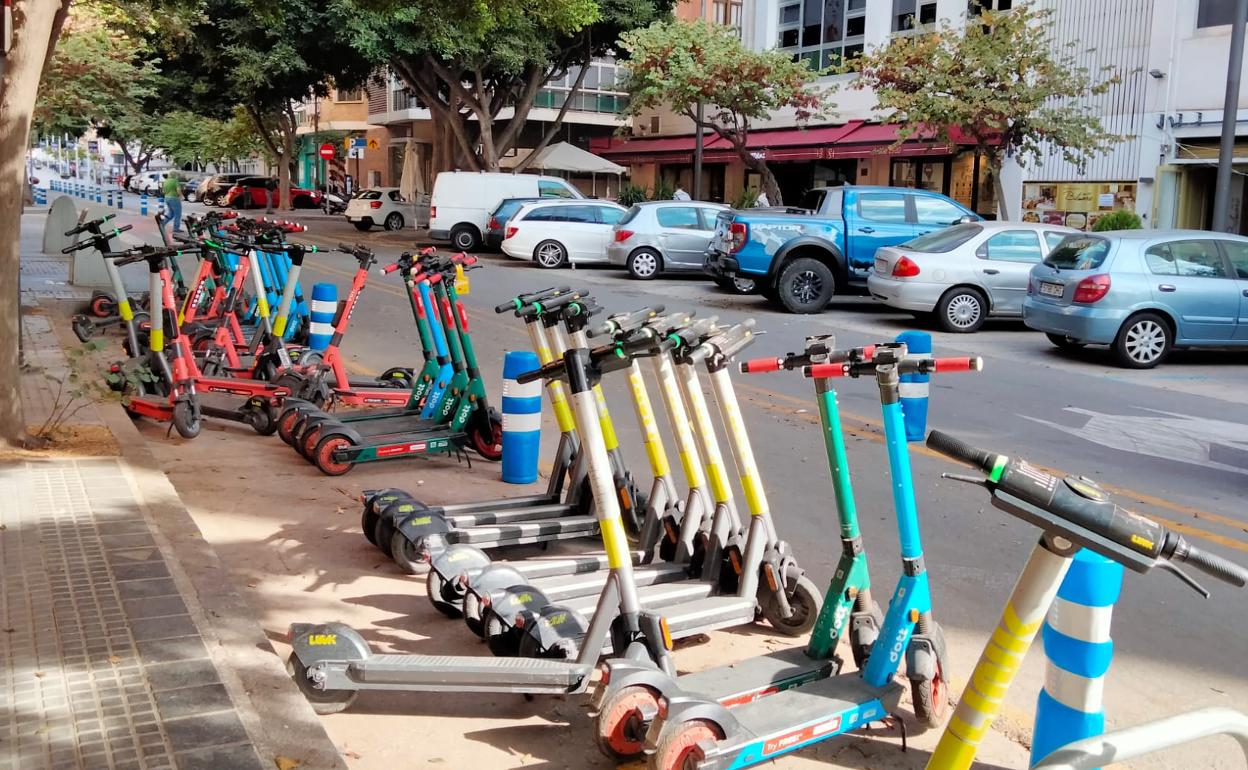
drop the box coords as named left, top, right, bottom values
left=95, top=187, right=102, bottom=203
left=895, top=330, right=930, bottom=441
left=117, top=188, right=124, bottom=209
left=140, top=193, right=148, bottom=216
left=501, top=350, right=542, bottom=484
left=307, top=283, right=337, bottom=351
left=1031, top=549, right=1125, bottom=767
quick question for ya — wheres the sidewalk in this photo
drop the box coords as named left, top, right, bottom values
left=6, top=211, right=347, bottom=770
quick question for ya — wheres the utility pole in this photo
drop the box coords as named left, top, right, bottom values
left=692, top=0, right=707, bottom=201
left=1213, top=0, right=1248, bottom=232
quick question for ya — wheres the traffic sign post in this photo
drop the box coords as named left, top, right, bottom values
left=319, top=144, right=334, bottom=213
left=318, top=143, right=335, bottom=160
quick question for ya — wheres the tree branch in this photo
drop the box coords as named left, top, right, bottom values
left=513, top=52, right=592, bottom=173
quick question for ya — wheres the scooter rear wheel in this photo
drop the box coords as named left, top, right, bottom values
left=911, top=624, right=950, bottom=729
left=71, top=316, right=96, bottom=343
left=301, top=424, right=324, bottom=459
left=469, top=409, right=503, bottom=461
left=313, top=434, right=356, bottom=476
left=373, top=514, right=396, bottom=558
left=90, top=294, right=116, bottom=318
left=594, top=684, right=659, bottom=761
left=426, top=570, right=463, bottom=618
left=389, top=528, right=430, bottom=575
left=277, top=407, right=304, bottom=445
left=462, top=593, right=486, bottom=637
left=285, top=654, right=358, bottom=715
left=172, top=400, right=201, bottom=439
left=761, top=573, right=821, bottom=636
left=651, top=719, right=723, bottom=770
left=246, top=403, right=278, bottom=436
left=360, top=508, right=379, bottom=546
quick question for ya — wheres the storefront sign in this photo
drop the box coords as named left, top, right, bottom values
left=1021, top=182, right=1137, bottom=231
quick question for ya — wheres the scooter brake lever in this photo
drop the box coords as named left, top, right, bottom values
left=1156, top=560, right=1210, bottom=599
left=941, top=472, right=989, bottom=488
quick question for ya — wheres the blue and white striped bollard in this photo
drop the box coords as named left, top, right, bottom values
left=140, top=193, right=148, bottom=216
left=307, top=283, right=337, bottom=351
left=501, top=350, right=542, bottom=484
left=895, top=330, right=930, bottom=441
left=1031, top=549, right=1124, bottom=766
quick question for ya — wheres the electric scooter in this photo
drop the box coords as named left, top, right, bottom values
left=922, top=430, right=1247, bottom=770
left=64, top=219, right=147, bottom=348
left=285, top=335, right=679, bottom=714
left=635, top=344, right=983, bottom=770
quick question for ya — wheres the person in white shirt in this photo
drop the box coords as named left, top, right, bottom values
left=754, top=190, right=770, bottom=207
left=672, top=186, right=691, bottom=201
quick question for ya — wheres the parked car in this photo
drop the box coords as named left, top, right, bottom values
left=607, top=201, right=731, bottom=280
left=224, top=177, right=323, bottom=209
left=501, top=200, right=628, bottom=268
left=181, top=174, right=210, bottom=202
left=484, top=197, right=543, bottom=250
left=705, top=185, right=980, bottom=313
left=867, top=221, right=1079, bottom=332
left=1023, top=230, right=1248, bottom=368
left=198, top=173, right=249, bottom=206
left=128, top=170, right=170, bottom=194
left=429, top=171, right=583, bottom=252
left=345, top=187, right=417, bottom=231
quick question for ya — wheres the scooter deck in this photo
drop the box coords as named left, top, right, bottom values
left=511, top=561, right=692, bottom=603
left=346, top=654, right=590, bottom=693
left=334, top=414, right=445, bottom=438
left=447, top=515, right=600, bottom=545
left=444, top=503, right=580, bottom=528
left=563, top=580, right=719, bottom=617
left=675, top=647, right=837, bottom=706
left=688, top=674, right=905, bottom=766
left=589, top=594, right=757, bottom=657
left=433, top=492, right=563, bottom=516
left=464, top=550, right=649, bottom=586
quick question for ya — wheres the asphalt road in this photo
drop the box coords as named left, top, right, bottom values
left=81, top=197, right=1248, bottom=765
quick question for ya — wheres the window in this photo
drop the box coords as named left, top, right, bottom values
left=1167, top=240, right=1227, bottom=278
left=781, top=3, right=800, bottom=23
left=649, top=115, right=661, bottom=134
left=697, top=207, right=726, bottom=229
left=334, top=88, right=363, bottom=103
left=1043, top=232, right=1069, bottom=251
left=656, top=206, right=703, bottom=230
left=596, top=207, right=625, bottom=225
left=562, top=206, right=599, bottom=223
left=1198, top=0, right=1237, bottom=27
left=778, top=0, right=865, bottom=67
left=388, top=190, right=403, bottom=202
left=798, top=189, right=829, bottom=212
left=857, top=193, right=908, bottom=223
left=893, top=0, right=937, bottom=30
left=904, top=224, right=983, bottom=253
left=1144, top=244, right=1179, bottom=275
left=538, top=180, right=577, bottom=199
left=968, top=0, right=1011, bottom=14
left=1044, top=237, right=1110, bottom=270
left=713, top=0, right=743, bottom=29
left=983, top=230, right=1043, bottom=262
left=1220, top=240, right=1248, bottom=278
left=913, top=196, right=966, bottom=227
left=522, top=208, right=563, bottom=222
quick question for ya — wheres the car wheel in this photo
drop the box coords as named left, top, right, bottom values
left=353, top=221, right=371, bottom=232
left=1045, top=333, right=1086, bottom=350
left=626, top=248, right=661, bottom=280
left=936, top=287, right=987, bottom=333
left=186, top=192, right=198, bottom=203
left=1113, top=312, right=1171, bottom=369
left=534, top=240, right=568, bottom=269
left=451, top=225, right=480, bottom=252
left=384, top=212, right=404, bottom=231
left=775, top=257, right=835, bottom=314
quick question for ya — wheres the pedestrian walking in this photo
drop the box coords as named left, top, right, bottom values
left=754, top=190, right=770, bottom=207
left=161, top=173, right=183, bottom=234
left=672, top=185, right=691, bottom=201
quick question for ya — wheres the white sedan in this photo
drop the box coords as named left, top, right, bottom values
left=345, top=187, right=418, bottom=231
left=501, top=200, right=627, bottom=268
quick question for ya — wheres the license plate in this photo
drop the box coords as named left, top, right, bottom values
left=874, top=257, right=888, bottom=274
left=1039, top=281, right=1064, bottom=297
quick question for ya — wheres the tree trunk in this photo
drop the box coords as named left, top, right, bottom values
left=989, top=156, right=1010, bottom=221
left=0, top=0, right=69, bottom=447
left=278, top=126, right=294, bottom=212
left=742, top=154, right=782, bottom=207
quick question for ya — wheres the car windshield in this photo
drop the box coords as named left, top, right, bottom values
left=902, top=224, right=983, bottom=253
left=494, top=199, right=535, bottom=219
left=357, top=191, right=382, bottom=200
left=1044, top=236, right=1111, bottom=270
left=618, top=206, right=641, bottom=226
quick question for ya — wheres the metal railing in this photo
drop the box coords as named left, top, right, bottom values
left=1032, top=708, right=1248, bottom=770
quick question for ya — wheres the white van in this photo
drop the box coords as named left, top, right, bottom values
left=429, top=171, right=582, bottom=251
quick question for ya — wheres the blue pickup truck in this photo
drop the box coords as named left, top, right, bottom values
left=705, top=185, right=979, bottom=313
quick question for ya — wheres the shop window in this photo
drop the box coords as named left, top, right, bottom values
left=914, top=196, right=967, bottom=227
left=1198, top=0, right=1237, bottom=27
left=858, top=193, right=908, bottom=223
left=982, top=230, right=1042, bottom=262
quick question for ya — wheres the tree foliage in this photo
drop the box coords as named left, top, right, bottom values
left=148, top=109, right=263, bottom=169
left=620, top=19, right=831, bottom=205
left=337, top=0, right=672, bottom=172
left=852, top=4, right=1121, bottom=219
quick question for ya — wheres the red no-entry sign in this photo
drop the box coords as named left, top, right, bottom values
left=318, top=143, right=335, bottom=160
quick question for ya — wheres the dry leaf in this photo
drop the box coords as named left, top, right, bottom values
left=344, top=750, right=361, bottom=759
left=107, top=655, right=121, bottom=665
left=274, top=757, right=302, bottom=770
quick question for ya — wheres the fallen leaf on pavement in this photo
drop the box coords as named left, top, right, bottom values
left=343, top=750, right=361, bottom=760
left=274, top=757, right=302, bottom=770
left=107, top=655, right=121, bottom=665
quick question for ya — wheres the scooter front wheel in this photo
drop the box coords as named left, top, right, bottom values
left=246, top=403, right=278, bottom=436
left=277, top=406, right=304, bottom=445
left=469, top=408, right=504, bottom=461
left=761, top=573, right=821, bottom=637
left=172, top=400, right=202, bottom=439
left=285, top=654, right=358, bottom=715
left=90, top=294, right=116, bottom=318
left=462, top=593, right=486, bottom=637
left=426, top=570, right=463, bottom=618
left=71, top=315, right=96, bottom=342
left=651, top=719, right=723, bottom=770
left=911, top=623, right=950, bottom=729
left=594, top=684, right=660, bottom=761
left=360, top=508, right=379, bottom=546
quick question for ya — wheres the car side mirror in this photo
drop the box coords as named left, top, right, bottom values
left=957, top=215, right=978, bottom=225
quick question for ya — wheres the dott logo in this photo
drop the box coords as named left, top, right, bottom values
left=307, top=634, right=338, bottom=646
left=887, top=628, right=908, bottom=664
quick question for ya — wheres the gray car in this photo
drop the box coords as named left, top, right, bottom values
left=868, top=221, right=1079, bottom=332
left=608, top=201, right=729, bottom=280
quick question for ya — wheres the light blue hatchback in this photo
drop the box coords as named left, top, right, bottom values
left=1023, top=230, right=1248, bottom=368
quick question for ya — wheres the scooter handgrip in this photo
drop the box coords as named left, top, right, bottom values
left=516, top=360, right=564, bottom=384
left=380, top=262, right=401, bottom=275
left=802, top=362, right=848, bottom=378
left=739, top=357, right=782, bottom=374
left=460, top=255, right=477, bottom=266
left=1172, top=539, right=1248, bottom=588
left=934, top=356, right=983, bottom=373
left=496, top=299, right=521, bottom=314
left=420, top=246, right=438, bottom=255
left=925, top=430, right=997, bottom=473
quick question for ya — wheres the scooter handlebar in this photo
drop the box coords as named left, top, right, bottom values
left=739, top=357, right=782, bottom=374
left=1171, top=539, right=1248, bottom=588
left=925, top=430, right=1000, bottom=473
left=61, top=224, right=133, bottom=253
left=380, top=262, right=402, bottom=275
left=588, top=305, right=666, bottom=339
left=496, top=287, right=574, bottom=314
left=64, top=213, right=116, bottom=237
